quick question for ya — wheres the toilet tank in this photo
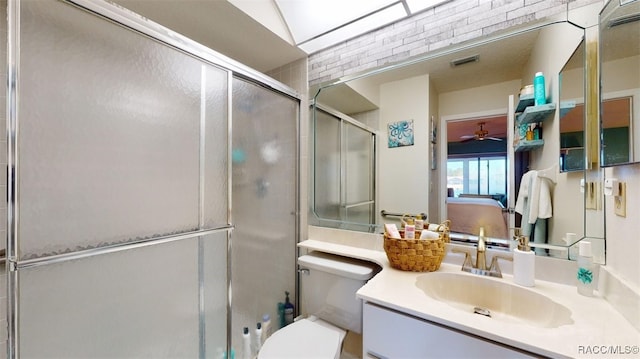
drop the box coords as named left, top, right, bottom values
left=298, top=251, right=379, bottom=334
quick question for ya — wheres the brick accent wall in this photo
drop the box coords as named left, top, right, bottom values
left=308, top=0, right=602, bottom=86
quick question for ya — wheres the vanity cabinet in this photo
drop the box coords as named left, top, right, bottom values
left=514, top=94, right=556, bottom=152
left=363, top=302, right=536, bottom=359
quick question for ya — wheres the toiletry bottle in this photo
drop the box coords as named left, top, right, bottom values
left=415, top=215, right=424, bottom=231
left=404, top=223, right=416, bottom=239
left=526, top=125, right=534, bottom=141
left=532, top=123, right=540, bottom=140
left=284, top=291, right=294, bottom=326
left=513, top=235, right=535, bottom=287
left=277, top=302, right=285, bottom=328
left=577, top=241, right=595, bottom=296
left=534, top=71, right=546, bottom=105
left=242, top=327, right=251, bottom=359
left=261, top=313, right=271, bottom=342
left=535, top=122, right=542, bottom=139
left=254, top=322, right=262, bottom=355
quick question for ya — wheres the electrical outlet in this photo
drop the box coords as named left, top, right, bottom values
left=615, top=182, right=626, bottom=217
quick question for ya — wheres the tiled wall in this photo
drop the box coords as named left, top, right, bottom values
left=308, top=0, right=602, bottom=86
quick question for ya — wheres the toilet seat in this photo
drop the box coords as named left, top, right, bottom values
left=258, top=318, right=344, bottom=359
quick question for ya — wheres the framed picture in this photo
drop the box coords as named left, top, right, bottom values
left=388, top=119, right=414, bottom=148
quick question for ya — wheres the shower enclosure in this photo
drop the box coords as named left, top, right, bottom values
left=4, top=0, right=299, bottom=357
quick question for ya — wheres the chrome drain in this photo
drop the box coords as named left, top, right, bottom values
left=473, top=306, right=491, bottom=318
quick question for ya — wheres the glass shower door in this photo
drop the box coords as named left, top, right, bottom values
left=8, top=0, right=230, bottom=357
left=231, top=77, right=299, bottom=354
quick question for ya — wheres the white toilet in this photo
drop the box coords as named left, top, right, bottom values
left=258, top=251, right=378, bottom=359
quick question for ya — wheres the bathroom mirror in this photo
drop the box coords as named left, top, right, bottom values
left=559, top=40, right=586, bottom=173
left=599, top=0, right=640, bottom=167
left=310, top=20, right=588, bottom=259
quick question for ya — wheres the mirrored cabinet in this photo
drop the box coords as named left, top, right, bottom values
left=600, top=0, right=640, bottom=167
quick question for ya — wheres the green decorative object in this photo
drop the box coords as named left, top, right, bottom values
left=577, top=267, right=593, bottom=284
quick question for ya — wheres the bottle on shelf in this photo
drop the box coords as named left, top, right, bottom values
left=534, top=72, right=546, bottom=105
left=526, top=125, right=534, bottom=141
left=532, top=122, right=542, bottom=140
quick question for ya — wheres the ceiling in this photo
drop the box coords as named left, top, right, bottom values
left=256, top=0, right=451, bottom=53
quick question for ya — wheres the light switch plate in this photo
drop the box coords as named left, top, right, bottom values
left=615, top=182, right=626, bottom=217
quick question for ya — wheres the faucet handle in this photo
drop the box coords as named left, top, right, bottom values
left=451, top=248, right=473, bottom=270
left=488, top=255, right=513, bottom=278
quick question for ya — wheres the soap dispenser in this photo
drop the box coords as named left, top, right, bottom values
left=577, top=241, right=595, bottom=296
left=513, top=235, right=535, bottom=287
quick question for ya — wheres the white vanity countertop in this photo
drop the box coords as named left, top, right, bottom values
left=299, top=239, right=640, bottom=359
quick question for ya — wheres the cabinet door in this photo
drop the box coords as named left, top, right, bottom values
left=363, top=302, right=535, bottom=359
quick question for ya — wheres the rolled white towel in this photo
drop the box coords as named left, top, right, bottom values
left=420, top=229, right=440, bottom=239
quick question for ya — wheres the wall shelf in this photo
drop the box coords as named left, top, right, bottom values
left=514, top=139, right=544, bottom=152
left=515, top=94, right=534, bottom=113
left=516, top=103, right=556, bottom=126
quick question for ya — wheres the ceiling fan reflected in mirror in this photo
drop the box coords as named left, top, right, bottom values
left=460, top=122, right=503, bottom=142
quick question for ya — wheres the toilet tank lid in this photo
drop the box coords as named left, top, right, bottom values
left=298, top=251, right=378, bottom=280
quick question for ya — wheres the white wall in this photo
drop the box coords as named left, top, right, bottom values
left=439, top=80, right=521, bottom=117
left=605, top=163, right=640, bottom=289
left=378, top=75, right=430, bottom=224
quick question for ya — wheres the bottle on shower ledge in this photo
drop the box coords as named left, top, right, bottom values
left=284, top=291, right=295, bottom=326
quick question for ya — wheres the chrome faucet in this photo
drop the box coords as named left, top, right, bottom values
left=452, top=226, right=512, bottom=278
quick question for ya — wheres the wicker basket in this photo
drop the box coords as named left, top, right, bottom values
left=384, top=221, right=450, bottom=272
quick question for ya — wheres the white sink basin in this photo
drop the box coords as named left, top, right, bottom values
left=415, top=272, right=573, bottom=328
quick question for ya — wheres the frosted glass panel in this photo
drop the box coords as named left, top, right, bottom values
left=314, top=110, right=341, bottom=220
left=231, top=77, right=298, bottom=352
left=345, top=123, right=374, bottom=205
left=17, top=0, right=229, bottom=259
left=202, top=66, right=230, bottom=228
left=18, top=234, right=228, bottom=358
left=312, top=107, right=376, bottom=229
left=202, top=233, right=230, bottom=356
